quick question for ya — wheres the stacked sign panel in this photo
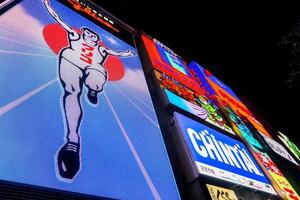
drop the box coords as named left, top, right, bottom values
left=136, top=33, right=286, bottom=199
left=0, top=1, right=180, bottom=199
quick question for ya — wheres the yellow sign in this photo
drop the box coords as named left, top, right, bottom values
left=206, top=184, right=238, bottom=200
left=270, top=172, right=300, bottom=200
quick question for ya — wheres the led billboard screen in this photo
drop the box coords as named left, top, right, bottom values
left=174, top=112, right=276, bottom=195
left=141, top=34, right=201, bottom=93
left=278, top=131, right=300, bottom=162
left=260, top=133, right=298, bottom=166
left=188, top=61, right=273, bottom=138
left=164, top=88, right=235, bottom=134
left=0, top=1, right=179, bottom=199
left=223, top=106, right=300, bottom=200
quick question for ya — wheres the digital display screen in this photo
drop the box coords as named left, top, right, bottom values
left=141, top=34, right=201, bottom=93
left=223, top=106, right=300, bottom=200
left=164, top=89, right=235, bottom=134
left=0, top=1, right=180, bottom=199
left=278, top=131, right=300, bottom=162
left=188, top=61, right=273, bottom=138
left=260, top=133, right=298, bottom=166
left=174, top=112, right=276, bottom=194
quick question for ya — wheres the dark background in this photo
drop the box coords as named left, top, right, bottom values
left=92, top=0, right=300, bottom=145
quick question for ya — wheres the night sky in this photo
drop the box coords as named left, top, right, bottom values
left=92, top=0, right=300, bottom=145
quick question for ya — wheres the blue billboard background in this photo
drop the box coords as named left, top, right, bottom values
left=175, top=112, right=270, bottom=185
left=0, top=1, right=180, bottom=199
left=188, top=61, right=241, bottom=100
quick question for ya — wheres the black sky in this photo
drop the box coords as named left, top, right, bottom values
left=92, top=0, right=300, bottom=144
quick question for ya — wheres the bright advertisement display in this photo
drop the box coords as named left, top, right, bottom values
left=260, top=133, right=298, bottom=166
left=223, top=106, right=300, bottom=200
left=206, top=184, right=238, bottom=200
left=278, top=131, right=300, bottom=162
left=141, top=34, right=201, bottom=93
left=174, top=112, right=276, bottom=195
left=164, top=88, right=235, bottom=134
left=188, top=61, right=273, bottom=138
left=153, top=69, right=234, bottom=134
left=0, top=1, right=180, bottom=199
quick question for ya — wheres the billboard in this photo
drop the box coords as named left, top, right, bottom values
left=223, top=106, right=300, bottom=200
left=174, top=112, right=276, bottom=195
left=206, top=184, right=238, bottom=200
left=278, top=131, right=300, bottom=162
left=141, top=34, right=201, bottom=93
left=188, top=61, right=273, bottom=138
left=260, top=133, right=298, bottom=166
left=0, top=0, right=180, bottom=199
left=164, top=88, right=235, bottom=134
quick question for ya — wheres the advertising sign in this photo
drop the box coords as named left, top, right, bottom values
left=0, top=1, right=180, bottom=199
left=174, top=112, right=276, bottom=194
left=164, top=89, right=235, bottom=134
left=141, top=34, right=201, bottom=93
left=188, top=61, right=273, bottom=138
left=206, top=184, right=238, bottom=200
left=255, top=151, right=300, bottom=200
left=223, top=106, right=300, bottom=200
left=260, top=134, right=298, bottom=166
left=278, top=131, right=300, bottom=161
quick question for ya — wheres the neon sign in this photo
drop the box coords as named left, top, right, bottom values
left=65, top=0, right=119, bottom=32
left=175, top=112, right=276, bottom=194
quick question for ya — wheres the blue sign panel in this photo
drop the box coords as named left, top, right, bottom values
left=188, top=61, right=241, bottom=100
left=174, top=112, right=276, bottom=194
left=0, top=1, right=180, bottom=199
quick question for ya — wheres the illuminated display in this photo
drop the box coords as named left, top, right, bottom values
left=206, top=184, right=238, bottom=200
left=141, top=34, right=201, bottom=93
left=174, top=112, right=276, bottom=194
left=223, top=106, right=300, bottom=200
left=0, top=1, right=180, bottom=199
left=188, top=61, right=273, bottom=138
left=260, top=133, right=298, bottom=166
left=164, top=88, right=235, bottom=134
left=278, top=131, right=300, bottom=161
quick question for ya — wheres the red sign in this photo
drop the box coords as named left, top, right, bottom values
left=142, top=34, right=201, bottom=93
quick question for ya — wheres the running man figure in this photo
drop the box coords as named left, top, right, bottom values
left=43, top=0, right=134, bottom=180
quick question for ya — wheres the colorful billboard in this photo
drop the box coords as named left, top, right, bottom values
left=223, top=106, right=300, bottom=200
left=278, top=131, right=300, bottom=162
left=260, top=133, right=298, bottom=166
left=141, top=34, right=201, bottom=93
left=0, top=0, right=180, bottom=199
left=188, top=61, right=273, bottom=138
left=174, top=112, right=276, bottom=194
left=164, top=88, right=234, bottom=134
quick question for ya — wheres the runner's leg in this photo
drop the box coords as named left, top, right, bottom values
left=59, top=57, right=84, bottom=143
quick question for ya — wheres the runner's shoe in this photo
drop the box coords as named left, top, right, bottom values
left=87, top=90, right=98, bottom=104
left=57, top=142, right=80, bottom=179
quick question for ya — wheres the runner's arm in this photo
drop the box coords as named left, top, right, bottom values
left=103, top=48, right=135, bottom=57
left=43, top=0, right=78, bottom=37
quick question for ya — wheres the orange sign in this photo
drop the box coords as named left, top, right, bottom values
left=206, top=77, right=272, bottom=137
left=66, top=0, right=119, bottom=33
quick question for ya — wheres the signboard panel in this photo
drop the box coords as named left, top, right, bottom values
left=174, top=112, right=276, bottom=194
left=0, top=1, right=180, bottom=199
left=223, top=106, right=300, bottom=200
left=206, top=184, right=238, bottom=200
left=188, top=61, right=273, bottom=138
left=278, top=131, right=300, bottom=162
left=164, top=88, right=235, bottom=134
left=260, top=133, right=298, bottom=166
left=141, top=34, right=201, bottom=93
